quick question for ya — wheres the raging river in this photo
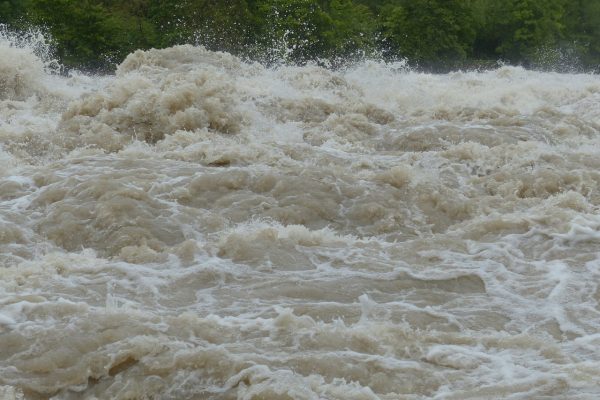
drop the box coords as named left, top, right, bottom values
left=1, top=31, right=600, bottom=399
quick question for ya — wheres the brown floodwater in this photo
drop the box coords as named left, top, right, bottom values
left=1, top=32, right=600, bottom=399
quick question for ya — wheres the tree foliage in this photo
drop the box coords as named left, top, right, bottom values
left=1, top=0, right=598, bottom=72
left=380, top=0, right=476, bottom=69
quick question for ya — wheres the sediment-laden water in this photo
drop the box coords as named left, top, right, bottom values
left=1, top=32, right=600, bottom=399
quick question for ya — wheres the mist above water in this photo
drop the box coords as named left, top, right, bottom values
left=1, top=32, right=600, bottom=399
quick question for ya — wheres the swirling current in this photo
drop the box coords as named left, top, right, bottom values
left=1, top=32, right=600, bottom=399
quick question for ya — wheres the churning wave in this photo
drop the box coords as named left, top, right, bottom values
left=1, top=31, right=600, bottom=399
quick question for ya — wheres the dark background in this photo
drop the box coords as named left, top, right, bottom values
left=1, top=0, right=598, bottom=72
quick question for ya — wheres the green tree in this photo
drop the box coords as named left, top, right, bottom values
left=189, top=0, right=255, bottom=55
left=470, top=0, right=501, bottom=61
left=0, top=0, right=33, bottom=27
left=98, top=0, right=157, bottom=49
left=253, top=0, right=334, bottom=63
left=380, top=0, right=476, bottom=69
left=563, top=0, right=600, bottom=70
left=29, top=0, right=156, bottom=70
left=323, top=0, right=377, bottom=59
left=494, top=0, right=566, bottom=64
left=3, top=0, right=600, bottom=72
left=149, top=0, right=254, bottom=55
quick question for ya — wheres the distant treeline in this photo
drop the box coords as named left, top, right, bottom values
left=1, top=0, right=599, bottom=72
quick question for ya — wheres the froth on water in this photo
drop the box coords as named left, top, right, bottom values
left=1, top=32, right=600, bottom=399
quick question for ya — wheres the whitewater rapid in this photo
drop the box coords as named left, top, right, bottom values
left=1, top=32, right=600, bottom=399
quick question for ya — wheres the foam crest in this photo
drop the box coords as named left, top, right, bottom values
left=0, top=26, right=58, bottom=101
left=60, top=47, right=243, bottom=151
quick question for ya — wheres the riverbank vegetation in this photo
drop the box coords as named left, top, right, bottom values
left=1, top=0, right=599, bottom=72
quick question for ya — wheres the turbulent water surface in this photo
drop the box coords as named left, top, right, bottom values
left=1, top=32, right=600, bottom=399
